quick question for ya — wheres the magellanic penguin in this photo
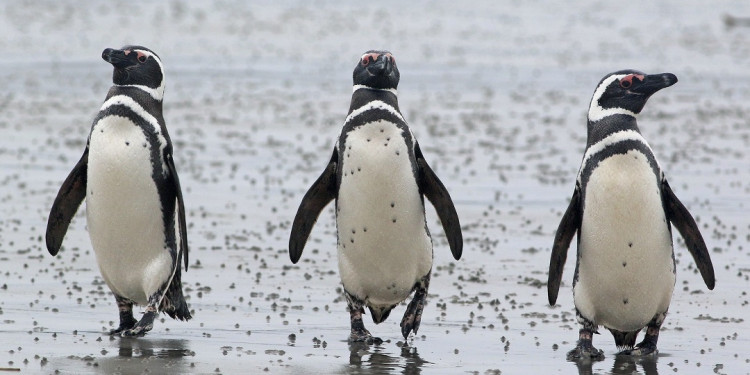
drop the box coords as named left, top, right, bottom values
left=289, top=50, right=463, bottom=343
left=548, top=70, right=715, bottom=360
left=46, top=46, right=191, bottom=337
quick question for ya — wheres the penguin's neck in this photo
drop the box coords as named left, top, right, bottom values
left=348, top=87, right=400, bottom=114
left=105, top=85, right=164, bottom=122
left=586, top=115, right=641, bottom=148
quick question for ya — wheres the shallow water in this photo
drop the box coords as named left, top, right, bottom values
left=1, top=1, right=749, bottom=374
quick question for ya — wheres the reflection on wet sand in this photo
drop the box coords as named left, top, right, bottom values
left=95, top=338, right=194, bottom=374
left=345, top=341, right=430, bottom=375
left=573, top=355, right=659, bottom=375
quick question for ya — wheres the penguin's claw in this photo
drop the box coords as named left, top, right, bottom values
left=109, top=325, right=135, bottom=336
left=618, top=342, right=658, bottom=356
left=119, top=310, right=157, bottom=337
left=120, top=325, right=150, bottom=337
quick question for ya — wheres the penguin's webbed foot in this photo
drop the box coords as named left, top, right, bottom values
left=120, top=310, right=157, bottom=337
left=349, top=325, right=382, bottom=344
left=349, top=310, right=382, bottom=344
left=400, top=289, right=427, bottom=340
left=109, top=322, right=137, bottom=336
left=619, top=320, right=660, bottom=356
left=109, top=309, right=138, bottom=336
left=567, top=339, right=604, bottom=361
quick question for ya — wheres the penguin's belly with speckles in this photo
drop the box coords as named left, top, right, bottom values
left=336, top=121, right=432, bottom=308
left=575, top=150, right=675, bottom=332
left=86, top=115, right=172, bottom=306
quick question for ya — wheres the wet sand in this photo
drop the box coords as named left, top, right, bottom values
left=1, top=1, right=748, bottom=374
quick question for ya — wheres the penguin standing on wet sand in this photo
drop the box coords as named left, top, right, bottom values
left=46, top=46, right=191, bottom=336
left=548, top=70, right=715, bottom=360
left=289, top=50, right=463, bottom=343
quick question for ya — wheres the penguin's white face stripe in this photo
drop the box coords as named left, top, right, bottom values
left=344, top=100, right=405, bottom=125
left=576, top=129, right=658, bottom=183
left=121, top=49, right=165, bottom=101
left=588, top=74, right=637, bottom=122
left=352, top=84, right=397, bottom=96
left=100, top=94, right=168, bottom=171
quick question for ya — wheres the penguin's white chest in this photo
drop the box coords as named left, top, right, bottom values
left=336, top=121, right=432, bottom=308
left=575, top=150, right=675, bottom=332
left=86, top=115, right=172, bottom=305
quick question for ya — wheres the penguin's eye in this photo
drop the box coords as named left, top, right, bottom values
left=360, top=53, right=380, bottom=67
left=619, top=74, right=643, bottom=89
left=136, top=52, right=148, bottom=63
left=386, top=54, right=396, bottom=66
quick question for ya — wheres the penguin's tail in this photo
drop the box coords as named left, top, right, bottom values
left=609, top=328, right=638, bottom=350
left=368, top=304, right=396, bottom=324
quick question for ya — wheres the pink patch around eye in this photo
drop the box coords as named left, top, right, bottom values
left=620, top=74, right=644, bottom=88
left=136, top=51, right=147, bottom=59
left=362, top=53, right=380, bottom=64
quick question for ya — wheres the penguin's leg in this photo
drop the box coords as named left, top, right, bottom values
left=109, top=294, right=138, bottom=335
left=621, top=312, right=665, bottom=356
left=120, top=292, right=162, bottom=337
left=346, top=291, right=382, bottom=344
left=567, top=309, right=605, bottom=361
left=400, top=272, right=430, bottom=340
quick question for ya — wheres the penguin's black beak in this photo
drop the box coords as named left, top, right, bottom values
left=102, top=48, right=132, bottom=69
left=632, top=73, right=678, bottom=96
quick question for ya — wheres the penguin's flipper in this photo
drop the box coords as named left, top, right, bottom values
left=289, top=148, right=338, bottom=264
left=414, top=143, right=463, bottom=260
left=548, top=185, right=582, bottom=305
left=46, top=148, right=89, bottom=256
left=662, top=179, right=715, bottom=290
left=166, top=152, right=189, bottom=271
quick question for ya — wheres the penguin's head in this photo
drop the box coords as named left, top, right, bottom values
left=588, top=70, right=677, bottom=122
left=352, top=50, right=400, bottom=90
left=102, top=46, right=165, bottom=101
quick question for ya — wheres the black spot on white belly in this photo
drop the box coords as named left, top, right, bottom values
left=125, top=141, right=130, bottom=146
left=363, top=227, right=367, bottom=232
left=390, top=202, right=395, bottom=208
left=628, top=242, right=633, bottom=248
left=623, top=299, right=629, bottom=305
left=622, top=261, right=627, bottom=267
left=392, top=217, right=397, bottom=223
